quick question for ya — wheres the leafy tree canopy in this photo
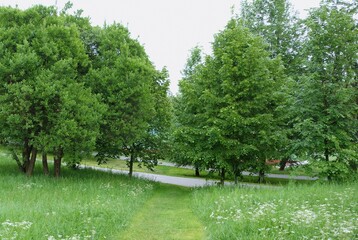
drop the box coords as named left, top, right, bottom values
left=0, top=5, right=105, bottom=176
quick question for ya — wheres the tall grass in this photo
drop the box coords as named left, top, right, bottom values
left=0, top=151, right=156, bottom=240
left=192, top=183, right=357, bottom=240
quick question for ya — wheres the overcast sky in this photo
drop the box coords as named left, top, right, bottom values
left=0, top=0, right=320, bottom=94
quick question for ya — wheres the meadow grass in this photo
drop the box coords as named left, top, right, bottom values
left=1, top=148, right=356, bottom=240
left=0, top=152, right=156, bottom=240
left=191, top=183, right=358, bottom=240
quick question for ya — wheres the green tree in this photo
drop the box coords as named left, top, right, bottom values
left=88, top=23, right=170, bottom=178
left=240, top=0, right=303, bottom=171
left=146, top=68, right=172, bottom=164
left=240, top=0, right=302, bottom=75
left=174, top=20, right=286, bottom=184
left=0, top=5, right=104, bottom=177
left=171, top=47, right=220, bottom=177
left=294, top=0, right=358, bottom=181
left=206, top=19, right=286, bottom=183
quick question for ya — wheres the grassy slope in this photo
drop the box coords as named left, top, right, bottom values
left=119, top=184, right=205, bottom=240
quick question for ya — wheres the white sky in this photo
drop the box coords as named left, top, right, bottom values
left=0, top=0, right=320, bottom=94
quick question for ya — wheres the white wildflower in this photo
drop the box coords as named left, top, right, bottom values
left=291, top=209, right=317, bottom=225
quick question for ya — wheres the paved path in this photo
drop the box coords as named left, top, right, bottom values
left=81, top=165, right=276, bottom=188
left=105, top=157, right=317, bottom=181
left=247, top=171, right=318, bottom=181
left=82, top=165, right=214, bottom=187
left=157, top=161, right=318, bottom=181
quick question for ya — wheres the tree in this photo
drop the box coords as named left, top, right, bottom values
left=240, top=0, right=302, bottom=75
left=240, top=0, right=304, bottom=171
left=0, top=5, right=104, bottom=177
left=174, top=20, right=287, bottom=184
left=294, top=0, right=358, bottom=181
left=145, top=68, right=172, bottom=166
left=88, top=23, right=171, bottom=178
left=207, top=19, right=286, bottom=183
left=171, top=47, right=210, bottom=177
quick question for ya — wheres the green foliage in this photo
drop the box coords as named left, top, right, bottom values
left=174, top=20, right=287, bottom=183
left=0, top=5, right=105, bottom=176
left=294, top=0, right=358, bottom=181
left=239, top=0, right=304, bottom=174
left=87, top=23, right=171, bottom=176
left=0, top=4, right=171, bottom=177
left=172, top=0, right=357, bottom=182
left=170, top=46, right=211, bottom=171
left=240, top=0, right=302, bottom=75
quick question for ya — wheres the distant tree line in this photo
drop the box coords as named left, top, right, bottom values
left=0, top=3, right=171, bottom=177
left=170, top=0, right=357, bottom=182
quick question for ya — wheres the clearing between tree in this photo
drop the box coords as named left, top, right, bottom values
left=119, top=184, right=205, bottom=240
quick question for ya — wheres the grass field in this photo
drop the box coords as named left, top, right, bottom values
left=0, top=152, right=156, bottom=239
left=1, top=149, right=356, bottom=240
left=0, top=150, right=206, bottom=240
left=191, top=183, right=358, bottom=240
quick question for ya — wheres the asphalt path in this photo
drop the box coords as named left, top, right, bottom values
left=157, top=161, right=318, bottom=181
left=82, top=165, right=215, bottom=187
left=79, top=158, right=317, bottom=188
left=81, top=165, right=277, bottom=188
left=112, top=157, right=318, bottom=181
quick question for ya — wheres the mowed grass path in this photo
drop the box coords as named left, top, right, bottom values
left=120, top=184, right=205, bottom=240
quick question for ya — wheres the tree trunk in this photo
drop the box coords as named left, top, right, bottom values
left=279, top=157, right=289, bottom=171
left=128, top=153, right=134, bottom=179
left=349, top=160, right=357, bottom=172
left=42, top=153, right=49, bottom=175
left=10, top=149, right=25, bottom=172
left=26, top=148, right=37, bottom=176
left=22, top=139, right=32, bottom=173
left=324, top=141, right=329, bottom=162
left=54, top=148, right=63, bottom=178
left=232, top=160, right=240, bottom=185
left=54, top=156, right=61, bottom=178
left=195, top=166, right=200, bottom=177
left=234, top=174, right=239, bottom=185
left=324, top=138, right=332, bottom=181
left=258, top=169, right=265, bottom=184
left=219, top=168, right=225, bottom=186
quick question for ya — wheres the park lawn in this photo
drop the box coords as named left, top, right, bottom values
left=191, top=183, right=358, bottom=240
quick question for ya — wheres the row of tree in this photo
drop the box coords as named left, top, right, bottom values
left=171, top=0, right=357, bottom=182
left=0, top=3, right=171, bottom=177
left=0, top=0, right=356, bottom=182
